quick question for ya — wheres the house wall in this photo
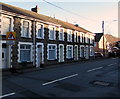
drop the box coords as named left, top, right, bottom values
left=0, top=41, right=2, bottom=69
left=0, top=15, right=2, bottom=69
left=1, top=11, right=95, bottom=69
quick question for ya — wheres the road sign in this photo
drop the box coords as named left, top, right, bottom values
left=6, top=40, right=15, bottom=45
left=6, top=32, right=16, bottom=40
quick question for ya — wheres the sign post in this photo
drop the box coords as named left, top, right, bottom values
left=6, top=32, right=16, bottom=68
left=6, top=32, right=16, bottom=45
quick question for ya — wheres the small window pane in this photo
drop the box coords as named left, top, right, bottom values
left=38, top=24, right=44, bottom=38
left=26, top=45, right=31, bottom=49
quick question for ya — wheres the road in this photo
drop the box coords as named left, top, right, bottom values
left=1, top=58, right=120, bottom=98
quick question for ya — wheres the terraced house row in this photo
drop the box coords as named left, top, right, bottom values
left=0, top=3, right=95, bottom=69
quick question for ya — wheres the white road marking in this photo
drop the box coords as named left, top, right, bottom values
left=111, top=58, right=117, bottom=59
left=87, top=67, right=103, bottom=72
left=42, top=74, right=78, bottom=86
left=107, top=63, right=117, bottom=66
left=0, top=93, right=15, bottom=98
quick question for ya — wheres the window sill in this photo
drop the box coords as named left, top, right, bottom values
left=66, top=58, right=73, bottom=60
left=36, top=37, right=44, bottom=39
left=21, top=36, right=31, bottom=38
left=48, top=59, right=57, bottom=61
left=49, top=39, right=56, bottom=41
left=19, top=61, right=32, bottom=63
left=59, top=39, right=64, bottom=41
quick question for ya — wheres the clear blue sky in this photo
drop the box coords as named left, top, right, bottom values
left=1, top=0, right=118, bottom=37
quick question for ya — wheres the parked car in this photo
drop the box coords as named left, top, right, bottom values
left=95, top=52, right=103, bottom=58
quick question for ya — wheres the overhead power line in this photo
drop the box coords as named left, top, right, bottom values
left=42, top=0, right=99, bottom=22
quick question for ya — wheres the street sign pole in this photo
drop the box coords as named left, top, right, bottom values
left=6, top=32, right=16, bottom=68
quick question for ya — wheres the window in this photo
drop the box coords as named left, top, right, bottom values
left=67, top=30, right=72, bottom=42
left=48, top=45, right=57, bottom=60
left=20, top=44, right=31, bottom=62
left=82, top=34, right=84, bottom=43
left=67, top=45, right=73, bottom=58
left=37, top=24, right=44, bottom=39
left=94, top=42, right=97, bottom=47
left=85, top=34, right=89, bottom=43
left=2, top=16, right=11, bottom=35
left=74, top=31, right=77, bottom=42
left=49, top=26, right=56, bottom=40
left=59, top=28, right=64, bottom=41
left=21, top=20, right=31, bottom=38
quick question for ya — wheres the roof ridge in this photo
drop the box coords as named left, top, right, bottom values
left=0, top=2, right=92, bottom=33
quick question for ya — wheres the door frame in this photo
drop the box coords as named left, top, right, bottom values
left=0, top=41, right=2, bottom=69
left=59, top=44, right=64, bottom=62
left=74, top=45, right=78, bottom=60
left=36, top=43, right=44, bottom=67
left=85, top=45, right=89, bottom=59
left=2, top=41, right=11, bottom=69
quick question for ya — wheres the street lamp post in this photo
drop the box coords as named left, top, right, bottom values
left=102, top=20, right=117, bottom=57
left=102, top=21, right=105, bottom=57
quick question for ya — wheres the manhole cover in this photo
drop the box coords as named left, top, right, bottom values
left=90, top=80, right=112, bottom=87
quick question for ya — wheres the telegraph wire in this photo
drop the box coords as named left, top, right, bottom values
left=42, top=0, right=100, bottom=22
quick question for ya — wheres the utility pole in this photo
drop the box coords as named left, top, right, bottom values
left=102, top=21, right=105, bottom=57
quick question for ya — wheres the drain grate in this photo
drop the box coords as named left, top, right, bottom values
left=90, top=80, right=112, bottom=87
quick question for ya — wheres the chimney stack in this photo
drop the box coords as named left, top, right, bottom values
left=31, top=5, right=40, bottom=13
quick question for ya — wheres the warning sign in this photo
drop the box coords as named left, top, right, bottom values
left=6, top=32, right=16, bottom=40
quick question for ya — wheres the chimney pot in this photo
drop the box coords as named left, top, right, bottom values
left=31, top=5, right=40, bottom=13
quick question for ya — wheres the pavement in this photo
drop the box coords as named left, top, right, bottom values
left=1, top=57, right=120, bottom=98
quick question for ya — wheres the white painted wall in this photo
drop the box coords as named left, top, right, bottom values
left=0, top=41, right=2, bottom=69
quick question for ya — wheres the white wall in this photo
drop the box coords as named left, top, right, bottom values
left=0, top=41, right=2, bottom=69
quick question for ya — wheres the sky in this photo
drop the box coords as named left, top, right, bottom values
left=0, top=0, right=118, bottom=37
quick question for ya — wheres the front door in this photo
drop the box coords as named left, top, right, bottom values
left=59, top=45, right=64, bottom=62
left=2, top=44, right=7, bottom=68
left=36, top=45, right=42, bottom=67
left=86, top=46, right=89, bottom=59
left=74, top=46, right=78, bottom=60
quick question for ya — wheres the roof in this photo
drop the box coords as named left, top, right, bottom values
left=95, top=33, right=103, bottom=42
left=104, top=34, right=120, bottom=44
left=0, top=2, right=93, bottom=34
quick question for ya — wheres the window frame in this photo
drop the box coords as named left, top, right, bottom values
left=74, top=31, right=78, bottom=42
left=1, top=14, right=14, bottom=35
left=66, top=45, right=73, bottom=59
left=67, top=29, right=72, bottom=42
left=49, top=25, right=56, bottom=40
left=36, top=22, right=44, bottom=39
left=59, top=28, right=64, bottom=41
left=21, top=19, right=32, bottom=38
left=18, top=42, right=33, bottom=63
left=47, top=44, right=57, bottom=60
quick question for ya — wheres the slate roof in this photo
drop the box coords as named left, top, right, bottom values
left=104, top=34, right=120, bottom=44
left=0, top=2, right=93, bottom=34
